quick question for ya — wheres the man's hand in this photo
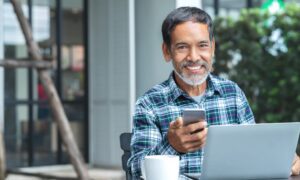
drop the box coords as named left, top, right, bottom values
left=291, top=155, right=300, bottom=176
left=167, top=117, right=207, bottom=153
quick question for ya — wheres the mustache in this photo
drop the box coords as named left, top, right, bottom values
left=179, top=60, right=209, bottom=69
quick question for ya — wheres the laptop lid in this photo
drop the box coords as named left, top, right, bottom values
left=200, top=122, right=300, bottom=180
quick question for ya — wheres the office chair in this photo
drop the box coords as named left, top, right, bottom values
left=120, top=132, right=132, bottom=180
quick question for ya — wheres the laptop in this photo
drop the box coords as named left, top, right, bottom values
left=185, top=122, right=300, bottom=180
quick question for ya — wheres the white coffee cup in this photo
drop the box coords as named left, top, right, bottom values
left=143, top=155, right=179, bottom=180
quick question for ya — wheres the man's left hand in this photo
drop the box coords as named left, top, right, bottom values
left=291, top=155, right=300, bottom=176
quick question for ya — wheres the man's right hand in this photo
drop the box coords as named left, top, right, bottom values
left=167, top=117, right=207, bottom=153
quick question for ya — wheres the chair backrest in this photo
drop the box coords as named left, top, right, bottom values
left=120, top=132, right=132, bottom=180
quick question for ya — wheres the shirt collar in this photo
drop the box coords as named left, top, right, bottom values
left=167, top=72, right=223, bottom=103
left=206, top=74, right=223, bottom=97
left=167, top=72, right=184, bottom=102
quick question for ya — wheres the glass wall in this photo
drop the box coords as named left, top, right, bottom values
left=3, top=0, right=88, bottom=168
left=4, top=0, right=30, bottom=167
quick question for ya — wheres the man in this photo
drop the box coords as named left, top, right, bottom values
left=128, top=7, right=300, bottom=179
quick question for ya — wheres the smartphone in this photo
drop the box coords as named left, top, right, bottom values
left=183, top=109, right=206, bottom=126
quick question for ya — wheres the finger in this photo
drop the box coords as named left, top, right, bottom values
left=181, top=128, right=207, bottom=145
left=187, top=121, right=207, bottom=133
left=185, top=137, right=207, bottom=152
left=293, top=155, right=300, bottom=165
left=169, top=120, right=176, bottom=129
left=184, top=121, right=207, bottom=134
left=170, top=117, right=184, bottom=129
left=291, top=166, right=300, bottom=176
left=291, top=157, right=300, bottom=176
left=188, top=128, right=208, bottom=142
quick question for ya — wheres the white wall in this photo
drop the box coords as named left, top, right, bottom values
left=135, top=0, right=175, bottom=97
left=89, top=0, right=133, bottom=167
left=0, top=0, right=4, bottom=132
left=89, top=0, right=176, bottom=168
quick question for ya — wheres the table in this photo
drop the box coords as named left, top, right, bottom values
left=180, top=174, right=300, bottom=180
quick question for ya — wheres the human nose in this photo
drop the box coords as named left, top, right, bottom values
left=186, top=46, right=199, bottom=61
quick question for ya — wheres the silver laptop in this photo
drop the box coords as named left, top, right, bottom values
left=185, top=122, right=300, bottom=180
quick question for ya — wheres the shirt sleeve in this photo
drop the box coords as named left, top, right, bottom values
left=127, top=101, right=179, bottom=179
left=236, top=84, right=256, bottom=124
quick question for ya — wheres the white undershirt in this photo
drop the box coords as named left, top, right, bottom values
left=191, top=92, right=205, bottom=103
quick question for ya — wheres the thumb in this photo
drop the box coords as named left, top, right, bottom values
left=170, top=117, right=183, bottom=129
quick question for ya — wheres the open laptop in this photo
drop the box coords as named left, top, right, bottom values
left=185, top=122, right=300, bottom=180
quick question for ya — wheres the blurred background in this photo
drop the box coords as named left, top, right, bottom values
left=0, top=0, right=299, bottom=175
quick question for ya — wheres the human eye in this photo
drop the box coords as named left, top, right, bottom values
left=198, top=42, right=209, bottom=49
left=175, top=43, right=189, bottom=53
left=176, top=44, right=188, bottom=50
left=198, top=43, right=208, bottom=48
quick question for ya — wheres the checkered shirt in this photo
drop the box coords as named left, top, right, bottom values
left=128, top=72, right=255, bottom=179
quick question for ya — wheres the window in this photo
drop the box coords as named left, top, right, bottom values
left=3, top=0, right=88, bottom=168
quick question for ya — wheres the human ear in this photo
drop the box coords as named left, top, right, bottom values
left=162, top=43, right=171, bottom=62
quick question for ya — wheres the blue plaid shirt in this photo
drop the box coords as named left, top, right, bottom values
left=128, top=72, right=255, bottom=179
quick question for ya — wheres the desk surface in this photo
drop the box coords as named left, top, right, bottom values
left=180, top=174, right=300, bottom=180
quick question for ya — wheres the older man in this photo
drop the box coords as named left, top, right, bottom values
left=128, top=7, right=300, bottom=179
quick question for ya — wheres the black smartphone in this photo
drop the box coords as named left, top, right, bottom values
left=182, top=109, right=206, bottom=126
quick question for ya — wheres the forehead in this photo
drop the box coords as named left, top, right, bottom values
left=170, top=21, right=210, bottom=43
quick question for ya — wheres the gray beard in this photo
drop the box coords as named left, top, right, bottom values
left=172, top=58, right=213, bottom=86
left=173, top=68, right=209, bottom=87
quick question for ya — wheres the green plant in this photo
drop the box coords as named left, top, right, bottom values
left=214, top=3, right=300, bottom=123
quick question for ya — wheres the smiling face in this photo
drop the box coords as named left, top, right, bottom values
left=162, top=21, right=215, bottom=87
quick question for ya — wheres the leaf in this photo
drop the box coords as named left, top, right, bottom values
left=214, top=3, right=300, bottom=123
